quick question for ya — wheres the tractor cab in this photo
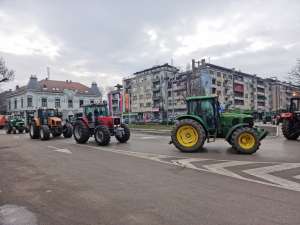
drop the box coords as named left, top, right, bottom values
left=290, top=97, right=300, bottom=113
left=186, top=96, right=220, bottom=133
left=37, top=108, right=61, bottom=126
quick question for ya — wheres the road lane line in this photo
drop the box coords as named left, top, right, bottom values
left=48, top=146, right=72, bottom=154
left=243, top=163, right=300, bottom=192
left=172, top=158, right=210, bottom=171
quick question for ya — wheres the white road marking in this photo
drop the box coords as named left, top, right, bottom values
left=172, top=158, right=210, bottom=171
left=0, top=204, right=37, bottom=225
left=203, top=161, right=256, bottom=179
left=48, top=146, right=72, bottom=154
left=294, top=175, right=300, bottom=180
left=243, top=163, right=300, bottom=192
left=65, top=142, right=300, bottom=192
left=140, top=136, right=158, bottom=140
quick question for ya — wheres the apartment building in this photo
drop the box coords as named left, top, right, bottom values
left=107, top=84, right=123, bottom=117
left=123, top=63, right=179, bottom=121
left=5, top=76, right=102, bottom=119
left=122, top=60, right=300, bottom=122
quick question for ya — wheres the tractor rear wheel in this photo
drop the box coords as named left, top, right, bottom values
left=94, top=126, right=111, bottom=146
left=40, top=125, right=50, bottom=140
left=231, top=127, right=259, bottom=154
left=29, top=123, right=40, bottom=139
left=171, top=119, right=206, bottom=153
left=73, top=121, right=90, bottom=144
left=115, top=124, right=130, bottom=143
left=282, top=120, right=300, bottom=140
left=63, top=123, right=73, bottom=138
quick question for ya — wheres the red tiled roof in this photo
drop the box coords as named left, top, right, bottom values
left=39, top=79, right=89, bottom=92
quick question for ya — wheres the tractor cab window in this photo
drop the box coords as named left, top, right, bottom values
left=188, top=98, right=217, bottom=130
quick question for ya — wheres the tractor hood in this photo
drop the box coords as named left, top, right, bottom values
left=221, top=112, right=254, bottom=126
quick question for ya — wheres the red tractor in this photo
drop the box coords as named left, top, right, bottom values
left=73, top=103, right=130, bottom=145
left=281, top=97, right=300, bottom=140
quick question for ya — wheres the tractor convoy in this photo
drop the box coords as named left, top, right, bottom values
left=2, top=95, right=300, bottom=155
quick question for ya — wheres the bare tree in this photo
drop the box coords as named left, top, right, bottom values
left=289, top=59, right=300, bottom=86
left=0, top=58, right=14, bottom=83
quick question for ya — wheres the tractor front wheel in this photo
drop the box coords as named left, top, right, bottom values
left=18, top=127, right=24, bottom=133
left=171, top=119, right=206, bottom=153
left=73, top=121, right=90, bottom=144
left=29, top=123, right=40, bottom=139
left=94, top=126, right=110, bottom=146
left=12, top=127, right=17, bottom=134
left=63, top=123, right=73, bottom=138
left=282, top=120, right=299, bottom=140
left=115, top=124, right=130, bottom=143
left=231, top=127, right=259, bottom=154
left=40, top=125, right=50, bottom=140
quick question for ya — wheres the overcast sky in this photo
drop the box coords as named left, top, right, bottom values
left=0, top=0, right=300, bottom=93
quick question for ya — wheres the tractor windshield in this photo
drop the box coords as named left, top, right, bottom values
left=187, top=98, right=218, bottom=130
left=47, top=109, right=58, bottom=117
left=84, top=105, right=108, bottom=117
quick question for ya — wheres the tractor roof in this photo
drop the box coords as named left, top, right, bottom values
left=186, top=95, right=217, bottom=101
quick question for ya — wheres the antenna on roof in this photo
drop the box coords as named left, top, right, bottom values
left=46, top=66, right=50, bottom=80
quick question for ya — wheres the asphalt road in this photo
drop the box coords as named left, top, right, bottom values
left=0, top=130, right=299, bottom=225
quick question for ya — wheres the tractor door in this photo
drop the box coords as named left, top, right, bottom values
left=200, top=99, right=218, bottom=133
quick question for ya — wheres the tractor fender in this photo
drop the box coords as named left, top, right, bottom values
left=176, top=115, right=208, bottom=135
left=76, top=117, right=89, bottom=128
left=225, top=123, right=250, bottom=142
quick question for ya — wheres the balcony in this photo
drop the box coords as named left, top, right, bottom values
left=152, top=86, right=161, bottom=92
left=152, top=95, right=161, bottom=100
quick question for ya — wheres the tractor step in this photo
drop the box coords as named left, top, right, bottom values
left=207, top=133, right=217, bottom=143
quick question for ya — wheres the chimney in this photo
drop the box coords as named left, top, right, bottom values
left=16, top=85, right=19, bottom=89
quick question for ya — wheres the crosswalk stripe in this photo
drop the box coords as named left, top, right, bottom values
left=203, top=161, right=256, bottom=179
left=243, top=163, right=300, bottom=192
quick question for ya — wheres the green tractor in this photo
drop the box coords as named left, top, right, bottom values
left=171, top=96, right=268, bottom=154
left=6, top=115, right=28, bottom=134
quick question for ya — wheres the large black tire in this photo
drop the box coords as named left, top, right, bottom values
left=94, top=125, right=111, bottom=146
left=73, top=120, right=90, bottom=144
left=12, top=127, right=17, bottom=134
left=231, top=127, right=259, bottom=154
left=63, top=123, right=73, bottom=138
left=18, top=127, right=24, bottom=133
left=25, top=127, right=29, bottom=133
left=282, top=120, right=300, bottom=140
left=115, top=124, right=130, bottom=143
left=40, top=125, right=50, bottom=140
left=29, top=123, right=40, bottom=139
left=171, top=119, right=206, bottom=153
left=52, top=129, right=62, bottom=137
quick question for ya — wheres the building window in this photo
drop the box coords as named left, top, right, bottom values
left=79, top=99, right=84, bottom=107
left=27, top=96, right=33, bottom=107
left=55, top=98, right=61, bottom=108
left=21, top=98, right=24, bottom=108
left=41, top=98, right=47, bottom=107
left=8, top=100, right=11, bottom=110
left=90, top=99, right=94, bottom=104
left=68, top=99, right=73, bottom=108
left=14, top=98, right=17, bottom=109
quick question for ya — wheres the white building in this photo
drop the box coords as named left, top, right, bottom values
left=6, top=76, right=102, bottom=119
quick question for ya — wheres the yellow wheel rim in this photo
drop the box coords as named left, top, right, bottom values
left=238, top=132, right=256, bottom=150
left=176, top=125, right=199, bottom=147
